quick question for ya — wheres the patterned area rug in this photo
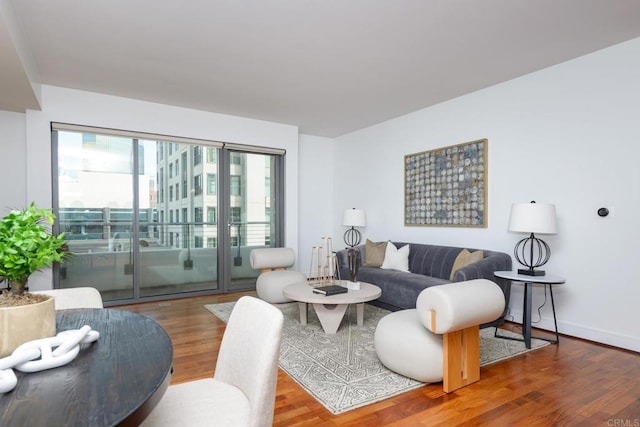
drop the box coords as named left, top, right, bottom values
left=205, top=301, right=548, bottom=414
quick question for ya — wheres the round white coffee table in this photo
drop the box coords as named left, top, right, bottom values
left=283, top=281, right=381, bottom=334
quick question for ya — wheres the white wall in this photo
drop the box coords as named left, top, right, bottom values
left=326, top=38, right=640, bottom=351
left=20, top=85, right=300, bottom=290
left=298, top=134, right=335, bottom=275
left=0, top=110, right=27, bottom=212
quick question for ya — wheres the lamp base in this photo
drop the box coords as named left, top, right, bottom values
left=343, top=227, right=362, bottom=248
left=518, top=268, right=546, bottom=276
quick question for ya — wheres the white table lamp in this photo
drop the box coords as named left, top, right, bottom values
left=508, top=201, right=557, bottom=276
left=342, top=208, right=366, bottom=248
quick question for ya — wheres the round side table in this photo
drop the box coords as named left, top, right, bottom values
left=494, top=271, right=565, bottom=349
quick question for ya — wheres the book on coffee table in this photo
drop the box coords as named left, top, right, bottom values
left=312, top=285, right=348, bottom=296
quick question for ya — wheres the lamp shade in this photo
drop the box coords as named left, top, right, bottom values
left=342, top=208, right=366, bottom=227
left=508, top=202, right=557, bottom=235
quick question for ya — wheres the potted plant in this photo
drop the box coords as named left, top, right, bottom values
left=0, top=203, right=68, bottom=356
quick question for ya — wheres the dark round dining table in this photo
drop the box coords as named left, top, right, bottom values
left=0, top=308, right=173, bottom=426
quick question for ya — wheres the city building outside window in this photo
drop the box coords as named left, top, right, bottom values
left=206, top=147, right=216, bottom=163
left=193, top=146, right=202, bottom=166
left=207, top=174, right=217, bottom=195
left=230, top=207, right=241, bottom=223
left=194, top=175, right=202, bottom=196
left=181, top=152, right=188, bottom=198
left=207, top=207, right=217, bottom=224
left=230, top=175, right=241, bottom=196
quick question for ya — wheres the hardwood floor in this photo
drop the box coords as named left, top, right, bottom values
left=116, top=292, right=640, bottom=426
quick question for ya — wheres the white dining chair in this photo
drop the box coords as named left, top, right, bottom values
left=32, top=287, right=103, bottom=310
left=141, top=295, right=284, bottom=427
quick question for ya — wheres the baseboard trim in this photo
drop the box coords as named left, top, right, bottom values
left=507, top=309, right=640, bottom=352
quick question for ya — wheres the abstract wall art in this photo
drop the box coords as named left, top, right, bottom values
left=404, top=138, right=487, bottom=227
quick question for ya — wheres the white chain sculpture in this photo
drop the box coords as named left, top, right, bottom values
left=0, top=325, right=99, bottom=394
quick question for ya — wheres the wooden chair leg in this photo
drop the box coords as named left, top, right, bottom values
left=442, top=325, right=480, bottom=393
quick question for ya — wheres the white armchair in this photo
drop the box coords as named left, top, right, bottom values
left=32, top=287, right=103, bottom=310
left=142, top=296, right=284, bottom=427
left=250, top=247, right=306, bottom=303
left=374, top=279, right=505, bottom=392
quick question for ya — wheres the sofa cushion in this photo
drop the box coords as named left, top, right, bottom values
left=363, top=239, right=387, bottom=267
left=381, top=242, right=410, bottom=272
left=357, top=267, right=448, bottom=309
left=402, top=243, right=463, bottom=280
left=449, top=249, right=484, bottom=281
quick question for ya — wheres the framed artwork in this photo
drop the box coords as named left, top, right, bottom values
left=404, top=138, right=487, bottom=227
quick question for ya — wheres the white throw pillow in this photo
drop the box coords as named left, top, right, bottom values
left=380, top=242, right=410, bottom=272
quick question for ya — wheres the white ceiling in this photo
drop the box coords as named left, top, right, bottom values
left=3, top=0, right=640, bottom=137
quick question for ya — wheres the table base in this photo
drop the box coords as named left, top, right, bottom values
left=494, top=328, right=559, bottom=347
left=297, top=302, right=366, bottom=334
left=496, top=281, right=560, bottom=349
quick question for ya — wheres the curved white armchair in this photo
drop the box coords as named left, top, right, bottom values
left=142, top=296, right=284, bottom=427
left=32, top=287, right=103, bottom=310
left=250, top=247, right=306, bottom=303
left=374, top=279, right=505, bottom=392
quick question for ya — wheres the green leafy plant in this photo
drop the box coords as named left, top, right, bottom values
left=0, top=203, right=67, bottom=295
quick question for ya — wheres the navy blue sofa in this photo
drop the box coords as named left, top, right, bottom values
left=336, top=242, right=512, bottom=327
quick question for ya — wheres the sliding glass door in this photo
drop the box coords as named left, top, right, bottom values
left=53, top=125, right=283, bottom=303
left=226, top=150, right=282, bottom=290
left=56, top=132, right=137, bottom=300
left=138, top=139, right=220, bottom=298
